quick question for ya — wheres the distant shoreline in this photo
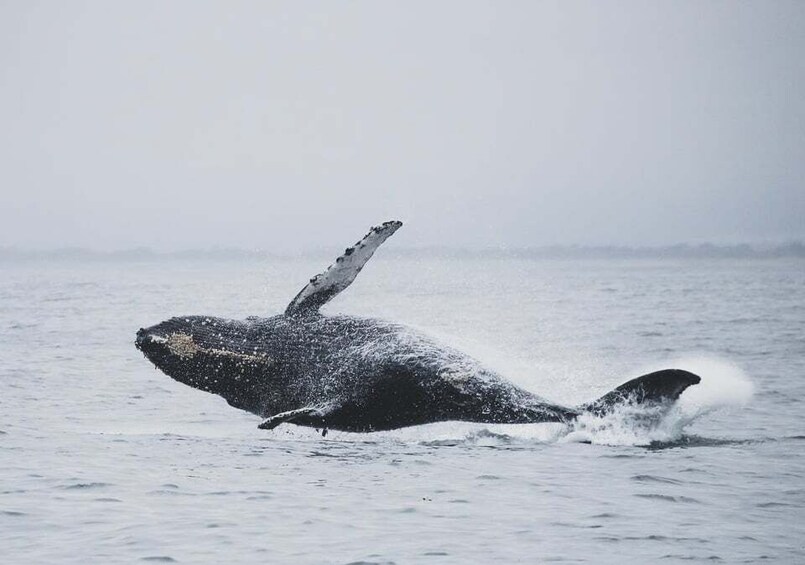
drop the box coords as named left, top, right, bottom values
left=2, top=243, right=803, bottom=261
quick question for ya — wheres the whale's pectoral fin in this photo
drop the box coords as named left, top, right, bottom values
left=579, top=369, right=701, bottom=416
left=284, top=220, right=403, bottom=317
left=258, top=406, right=330, bottom=430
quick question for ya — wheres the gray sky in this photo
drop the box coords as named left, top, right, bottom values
left=1, top=1, right=803, bottom=251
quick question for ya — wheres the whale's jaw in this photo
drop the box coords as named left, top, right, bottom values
left=135, top=317, right=272, bottom=415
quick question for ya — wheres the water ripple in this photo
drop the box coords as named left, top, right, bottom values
left=634, top=494, right=703, bottom=504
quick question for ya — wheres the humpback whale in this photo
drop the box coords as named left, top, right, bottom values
left=135, top=221, right=700, bottom=434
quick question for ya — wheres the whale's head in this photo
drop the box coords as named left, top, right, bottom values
left=135, top=316, right=273, bottom=413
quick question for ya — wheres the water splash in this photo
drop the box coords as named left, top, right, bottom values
left=670, top=356, right=755, bottom=419
left=563, top=356, right=754, bottom=446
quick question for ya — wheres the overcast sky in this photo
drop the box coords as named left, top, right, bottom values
left=1, top=1, right=803, bottom=251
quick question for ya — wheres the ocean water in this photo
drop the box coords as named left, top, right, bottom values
left=1, top=257, right=803, bottom=563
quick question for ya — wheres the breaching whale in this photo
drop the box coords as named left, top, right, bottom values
left=135, top=221, right=700, bottom=434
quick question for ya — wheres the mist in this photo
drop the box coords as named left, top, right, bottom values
left=1, top=1, right=803, bottom=252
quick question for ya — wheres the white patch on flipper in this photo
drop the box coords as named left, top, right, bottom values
left=285, top=220, right=403, bottom=316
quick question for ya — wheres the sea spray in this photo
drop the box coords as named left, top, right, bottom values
left=563, top=356, right=754, bottom=446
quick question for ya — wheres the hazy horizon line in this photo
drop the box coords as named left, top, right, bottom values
left=2, top=241, right=804, bottom=261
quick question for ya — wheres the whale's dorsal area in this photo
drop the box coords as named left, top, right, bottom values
left=284, top=220, right=403, bottom=317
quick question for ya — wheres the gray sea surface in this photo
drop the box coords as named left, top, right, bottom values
left=1, top=257, right=803, bottom=563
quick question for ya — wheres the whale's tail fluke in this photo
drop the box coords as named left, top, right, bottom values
left=577, top=369, right=701, bottom=416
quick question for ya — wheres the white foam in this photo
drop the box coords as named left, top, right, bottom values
left=563, top=355, right=754, bottom=446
